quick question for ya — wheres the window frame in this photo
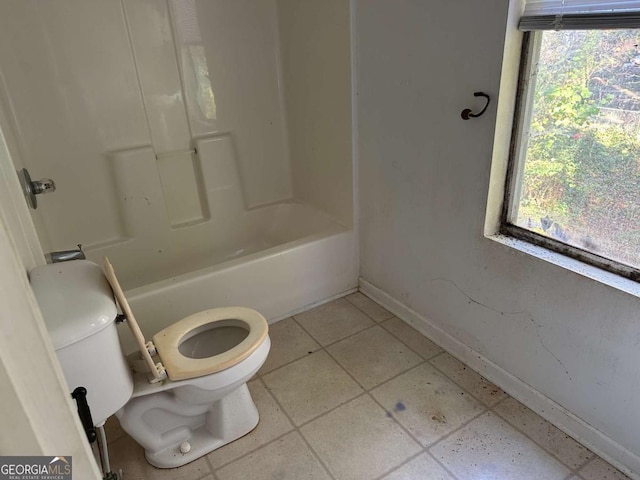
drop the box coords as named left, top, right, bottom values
left=500, top=29, right=640, bottom=283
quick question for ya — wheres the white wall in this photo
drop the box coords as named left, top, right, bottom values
left=278, top=0, right=353, bottom=227
left=356, top=0, right=640, bottom=475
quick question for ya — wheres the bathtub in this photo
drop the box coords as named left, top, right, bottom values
left=90, top=202, right=357, bottom=355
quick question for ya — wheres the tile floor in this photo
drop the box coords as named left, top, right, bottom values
left=105, top=292, right=631, bottom=480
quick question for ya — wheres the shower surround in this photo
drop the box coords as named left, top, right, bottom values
left=0, top=0, right=356, bottom=346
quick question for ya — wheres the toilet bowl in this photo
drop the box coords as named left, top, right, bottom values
left=30, top=258, right=270, bottom=469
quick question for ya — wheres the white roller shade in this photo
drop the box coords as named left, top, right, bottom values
left=524, top=0, right=640, bottom=15
left=520, top=0, right=640, bottom=29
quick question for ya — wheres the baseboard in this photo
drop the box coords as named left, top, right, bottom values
left=359, top=277, right=640, bottom=479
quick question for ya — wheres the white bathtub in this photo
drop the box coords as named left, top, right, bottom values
left=97, top=202, right=357, bottom=355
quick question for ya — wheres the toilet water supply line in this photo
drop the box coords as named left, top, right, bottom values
left=97, top=425, right=120, bottom=480
left=97, top=425, right=110, bottom=473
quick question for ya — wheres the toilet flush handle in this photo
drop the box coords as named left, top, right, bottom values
left=71, top=387, right=97, bottom=444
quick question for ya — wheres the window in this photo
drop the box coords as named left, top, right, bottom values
left=503, top=1, right=640, bottom=280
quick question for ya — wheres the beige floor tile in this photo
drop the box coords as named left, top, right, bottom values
left=327, top=326, right=422, bottom=389
left=371, top=363, right=485, bottom=446
left=431, top=412, right=570, bottom=480
left=104, top=415, right=127, bottom=444
left=345, top=292, right=394, bottom=322
left=262, top=350, right=363, bottom=425
left=295, top=298, right=374, bottom=345
left=381, top=317, right=443, bottom=360
left=215, top=431, right=330, bottom=480
left=494, top=397, right=594, bottom=469
left=259, top=318, right=320, bottom=375
left=207, top=379, right=294, bottom=468
left=429, top=352, right=507, bottom=406
left=579, top=457, right=631, bottom=480
left=301, top=395, right=421, bottom=480
left=381, top=453, right=456, bottom=480
left=109, top=434, right=211, bottom=480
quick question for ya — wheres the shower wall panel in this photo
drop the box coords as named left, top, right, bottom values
left=0, top=0, right=148, bottom=250
left=0, top=0, right=292, bottom=252
left=278, top=0, right=353, bottom=227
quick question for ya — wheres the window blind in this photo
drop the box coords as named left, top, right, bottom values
left=520, top=0, right=640, bottom=30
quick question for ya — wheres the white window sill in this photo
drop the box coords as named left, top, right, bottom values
left=487, top=234, right=640, bottom=298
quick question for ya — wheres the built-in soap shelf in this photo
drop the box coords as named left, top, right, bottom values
left=108, top=134, right=246, bottom=239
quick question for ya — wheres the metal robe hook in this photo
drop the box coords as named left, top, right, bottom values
left=461, top=92, right=491, bottom=120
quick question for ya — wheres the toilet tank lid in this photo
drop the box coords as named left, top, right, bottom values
left=30, top=260, right=118, bottom=350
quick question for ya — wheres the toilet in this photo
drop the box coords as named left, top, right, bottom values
left=29, top=258, right=270, bottom=468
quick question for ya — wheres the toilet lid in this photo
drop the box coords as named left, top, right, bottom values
left=153, top=307, right=268, bottom=381
left=103, top=257, right=164, bottom=381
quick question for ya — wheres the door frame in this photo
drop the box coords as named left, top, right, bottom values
left=0, top=118, right=100, bottom=478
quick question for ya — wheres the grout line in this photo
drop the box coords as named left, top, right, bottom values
left=207, top=378, right=295, bottom=471
left=257, top=378, right=337, bottom=480
left=238, top=334, right=583, bottom=480
left=274, top=288, right=359, bottom=325
left=296, top=426, right=338, bottom=480
left=205, top=294, right=593, bottom=480
left=290, top=390, right=369, bottom=430
left=357, top=288, right=638, bottom=479
left=427, top=353, right=507, bottom=409
left=113, top=294, right=579, bottom=479
left=286, top=297, right=498, bottom=463
left=573, top=458, right=595, bottom=478
left=425, top=350, right=447, bottom=362
left=565, top=468, right=589, bottom=480
left=258, top=294, right=605, bottom=479
left=426, top=406, right=489, bottom=449
left=255, top=379, right=339, bottom=480
left=252, top=304, right=461, bottom=480
left=209, top=429, right=295, bottom=473
left=262, top=306, right=416, bottom=380
left=197, top=469, right=216, bottom=480
left=363, top=389, right=428, bottom=454
left=105, top=430, right=128, bottom=446
left=239, top=295, right=577, bottom=479
left=285, top=307, right=438, bottom=471
left=379, top=318, right=445, bottom=361
left=382, top=371, right=493, bottom=452
left=343, top=291, right=395, bottom=323
left=425, top=449, right=464, bottom=480
left=369, top=449, right=425, bottom=480
left=290, top=312, right=434, bottom=410
left=315, top=328, right=429, bottom=447
left=486, top=398, right=597, bottom=473
left=203, top=445, right=217, bottom=476
left=257, top=347, right=322, bottom=378
left=420, top=330, right=596, bottom=475
left=291, top=312, right=378, bottom=349
left=322, top=330, right=425, bottom=390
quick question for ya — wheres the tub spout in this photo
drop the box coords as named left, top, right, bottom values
left=46, top=244, right=86, bottom=263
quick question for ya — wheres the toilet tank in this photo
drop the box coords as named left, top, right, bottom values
left=30, top=260, right=133, bottom=426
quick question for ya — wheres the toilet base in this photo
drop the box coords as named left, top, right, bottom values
left=123, top=383, right=260, bottom=469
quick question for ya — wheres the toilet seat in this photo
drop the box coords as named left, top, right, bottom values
left=103, top=257, right=268, bottom=383
left=153, top=307, right=268, bottom=381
